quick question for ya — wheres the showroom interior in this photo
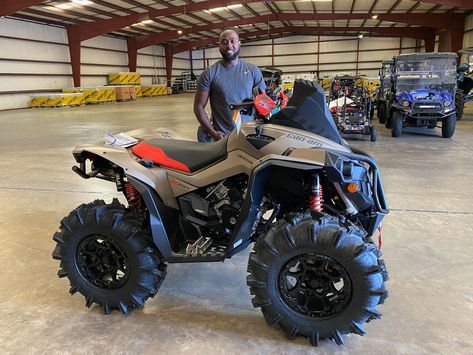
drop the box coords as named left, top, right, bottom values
left=0, top=0, right=472, bottom=353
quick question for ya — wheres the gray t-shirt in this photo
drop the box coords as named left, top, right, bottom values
left=197, top=59, right=266, bottom=135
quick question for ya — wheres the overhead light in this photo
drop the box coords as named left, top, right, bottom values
left=142, top=20, right=154, bottom=24
left=72, top=0, right=94, bottom=5
left=358, top=34, right=364, bottom=39
left=55, top=3, right=74, bottom=9
left=371, top=15, right=378, bottom=19
left=205, top=4, right=243, bottom=13
left=177, top=30, right=183, bottom=34
left=208, top=7, right=225, bottom=12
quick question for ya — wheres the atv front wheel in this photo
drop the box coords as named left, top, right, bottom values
left=391, top=111, right=403, bottom=137
left=455, top=89, right=464, bottom=121
left=52, top=199, right=167, bottom=314
left=197, top=125, right=213, bottom=143
left=378, top=103, right=386, bottom=124
left=442, top=113, right=456, bottom=138
left=247, top=214, right=387, bottom=346
left=370, top=126, right=378, bottom=142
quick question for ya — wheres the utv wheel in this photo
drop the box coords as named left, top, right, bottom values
left=391, top=111, right=403, bottom=137
left=455, top=90, right=464, bottom=121
left=52, top=199, right=167, bottom=314
left=441, top=113, right=456, bottom=138
left=247, top=214, right=387, bottom=346
left=370, top=126, right=378, bottom=142
left=197, top=125, right=212, bottom=143
left=378, top=103, right=386, bottom=124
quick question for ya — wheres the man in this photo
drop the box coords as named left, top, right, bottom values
left=194, top=28, right=266, bottom=141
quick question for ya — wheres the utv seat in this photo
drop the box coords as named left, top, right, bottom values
left=131, top=137, right=228, bottom=173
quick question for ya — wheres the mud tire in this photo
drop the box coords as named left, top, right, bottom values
left=442, top=113, right=456, bottom=138
left=52, top=199, right=166, bottom=314
left=247, top=214, right=387, bottom=346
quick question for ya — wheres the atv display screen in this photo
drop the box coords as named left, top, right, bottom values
left=394, top=55, right=457, bottom=92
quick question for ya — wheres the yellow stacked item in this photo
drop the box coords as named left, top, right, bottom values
left=97, top=86, right=116, bottom=102
left=31, top=93, right=84, bottom=107
left=63, top=87, right=103, bottom=104
left=135, top=86, right=142, bottom=97
left=141, top=85, right=169, bottom=97
left=108, top=72, right=141, bottom=85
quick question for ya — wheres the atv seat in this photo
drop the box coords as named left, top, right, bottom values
left=131, top=137, right=228, bottom=173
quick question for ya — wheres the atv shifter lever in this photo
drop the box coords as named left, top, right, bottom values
left=255, top=125, right=264, bottom=137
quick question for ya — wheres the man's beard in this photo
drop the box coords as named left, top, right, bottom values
left=220, top=48, right=240, bottom=61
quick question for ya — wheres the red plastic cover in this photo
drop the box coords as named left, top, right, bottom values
left=254, top=94, right=277, bottom=116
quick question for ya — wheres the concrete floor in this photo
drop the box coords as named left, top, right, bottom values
left=0, top=94, right=472, bottom=354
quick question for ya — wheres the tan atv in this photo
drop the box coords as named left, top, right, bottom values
left=53, top=80, right=389, bottom=346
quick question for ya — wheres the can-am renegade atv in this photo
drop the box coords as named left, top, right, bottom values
left=384, top=52, right=458, bottom=138
left=329, top=75, right=377, bottom=142
left=53, top=79, right=389, bottom=346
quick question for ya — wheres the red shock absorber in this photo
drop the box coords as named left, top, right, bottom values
left=124, top=181, right=142, bottom=209
left=309, top=174, right=324, bottom=212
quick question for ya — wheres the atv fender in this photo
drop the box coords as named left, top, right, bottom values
left=73, top=144, right=178, bottom=209
left=228, top=157, right=324, bottom=257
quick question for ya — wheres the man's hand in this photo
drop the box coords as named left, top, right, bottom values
left=211, top=130, right=225, bottom=141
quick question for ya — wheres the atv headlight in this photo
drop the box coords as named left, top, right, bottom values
left=443, top=100, right=452, bottom=107
left=401, top=100, right=410, bottom=107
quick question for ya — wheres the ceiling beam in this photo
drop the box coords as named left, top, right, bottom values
left=415, top=0, right=473, bottom=9
left=135, top=12, right=462, bottom=49
left=0, top=0, right=45, bottom=16
left=172, top=26, right=434, bottom=53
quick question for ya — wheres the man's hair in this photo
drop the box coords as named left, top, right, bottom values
left=219, top=27, right=239, bottom=37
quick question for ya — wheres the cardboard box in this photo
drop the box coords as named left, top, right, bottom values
left=115, top=86, right=137, bottom=101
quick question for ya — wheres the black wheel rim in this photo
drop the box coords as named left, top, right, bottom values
left=76, top=235, right=130, bottom=290
left=278, top=253, right=352, bottom=318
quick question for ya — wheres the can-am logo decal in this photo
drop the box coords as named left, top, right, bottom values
left=286, top=133, right=324, bottom=147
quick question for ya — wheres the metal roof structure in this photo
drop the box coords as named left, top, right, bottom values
left=3, top=1, right=470, bottom=85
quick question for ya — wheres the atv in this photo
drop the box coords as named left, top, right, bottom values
left=329, top=75, right=378, bottom=142
left=383, top=52, right=458, bottom=138
left=53, top=79, right=389, bottom=346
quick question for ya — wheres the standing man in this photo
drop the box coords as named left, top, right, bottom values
left=194, top=28, right=266, bottom=141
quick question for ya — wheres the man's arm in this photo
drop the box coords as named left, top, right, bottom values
left=193, top=90, right=225, bottom=141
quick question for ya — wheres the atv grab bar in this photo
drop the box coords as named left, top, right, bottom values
left=342, top=147, right=389, bottom=215
left=229, top=101, right=255, bottom=110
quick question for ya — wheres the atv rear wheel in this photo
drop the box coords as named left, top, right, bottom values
left=370, top=126, right=378, bottom=142
left=455, top=89, right=464, bottom=121
left=52, top=199, right=167, bottom=314
left=391, top=111, right=403, bottom=137
left=378, top=103, right=386, bottom=124
left=247, top=214, right=387, bottom=346
left=441, top=113, right=456, bottom=138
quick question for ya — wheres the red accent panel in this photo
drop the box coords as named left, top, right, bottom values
left=254, top=94, right=276, bottom=116
left=132, top=143, right=191, bottom=173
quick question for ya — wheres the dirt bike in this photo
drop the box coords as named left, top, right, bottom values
left=197, top=90, right=288, bottom=143
left=52, top=79, right=389, bottom=346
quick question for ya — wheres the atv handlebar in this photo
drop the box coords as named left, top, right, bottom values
left=229, top=101, right=255, bottom=110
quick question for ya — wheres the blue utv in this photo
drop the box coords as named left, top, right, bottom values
left=384, top=52, right=458, bottom=138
